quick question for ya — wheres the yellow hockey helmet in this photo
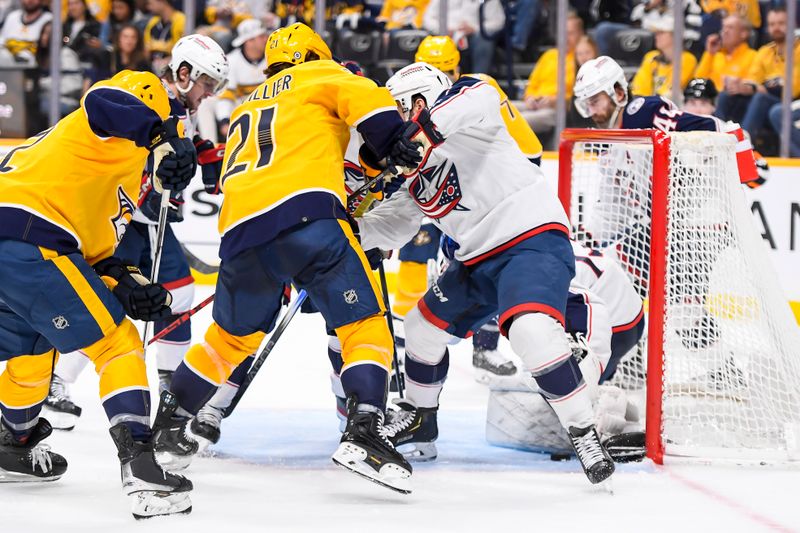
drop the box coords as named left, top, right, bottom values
left=265, top=23, right=333, bottom=67
left=111, top=70, right=171, bottom=118
left=414, top=35, right=460, bottom=73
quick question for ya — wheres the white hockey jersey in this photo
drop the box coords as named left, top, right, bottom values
left=359, top=77, right=569, bottom=264
left=215, top=47, right=267, bottom=123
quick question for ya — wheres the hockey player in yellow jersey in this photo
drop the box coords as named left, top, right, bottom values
left=156, top=23, right=424, bottom=494
left=0, top=69, right=197, bottom=518
left=384, top=35, right=543, bottom=385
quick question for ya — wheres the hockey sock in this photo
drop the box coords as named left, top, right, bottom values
left=154, top=316, right=191, bottom=372
left=336, top=314, right=393, bottom=410
left=508, top=313, right=594, bottom=428
left=0, top=351, right=53, bottom=440
left=404, top=349, right=449, bottom=408
left=205, top=355, right=254, bottom=411
left=472, top=317, right=500, bottom=351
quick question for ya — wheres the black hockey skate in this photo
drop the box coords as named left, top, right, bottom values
left=602, top=432, right=646, bottom=463
left=43, top=375, right=82, bottom=431
left=383, top=400, right=439, bottom=461
left=332, top=397, right=413, bottom=494
left=157, top=370, right=173, bottom=394
left=109, top=423, right=192, bottom=519
left=473, top=348, right=518, bottom=385
left=568, top=425, right=615, bottom=484
left=152, top=391, right=198, bottom=471
left=189, top=404, right=223, bottom=454
left=0, top=418, right=67, bottom=482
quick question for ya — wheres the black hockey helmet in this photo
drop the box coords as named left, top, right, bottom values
left=684, top=78, right=718, bottom=104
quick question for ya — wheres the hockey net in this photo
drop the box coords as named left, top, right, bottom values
left=558, top=129, right=800, bottom=464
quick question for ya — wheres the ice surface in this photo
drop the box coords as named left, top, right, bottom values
left=1, top=287, right=797, bottom=532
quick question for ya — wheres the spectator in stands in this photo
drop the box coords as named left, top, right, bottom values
left=516, top=12, right=583, bottom=140
left=143, top=0, right=185, bottom=72
left=698, top=0, right=761, bottom=48
left=0, top=0, right=53, bottom=65
left=64, top=0, right=108, bottom=78
left=630, top=10, right=698, bottom=97
left=695, top=14, right=756, bottom=122
left=110, top=23, right=149, bottom=73
left=100, top=0, right=143, bottom=45
left=378, top=0, right=429, bottom=29
left=215, top=18, right=267, bottom=136
left=36, top=22, right=85, bottom=121
left=568, top=34, right=600, bottom=127
left=274, top=0, right=314, bottom=27
left=739, top=5, right=800, bottom=141
left=422, top=0, right=504, bottom=76
left=203, top=0, right=276, bottom=50
left=0, top=0, right=18, bottom=29
left=510, top=0, right=541, bottom=58
left=768, top=99, right=800, bottom=157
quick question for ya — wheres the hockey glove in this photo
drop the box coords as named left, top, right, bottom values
left=359, top=145, right=405, bottom=200
left=195, top=136, right=225, bottom=194
left=149, top=117, right=197, bottom=193
left=394, top=108, right=445, bottom=170
left=139, top=188, right=184, bottom=223
left=94, top=257, right=173, bottom=321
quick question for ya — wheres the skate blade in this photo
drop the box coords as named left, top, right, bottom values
left=131, top=491, right=192, bottom=519
left=332, top=444, right=412, bottom=495
left=41, top=407, right=78, bottom=431
left=397, top=441, right=438, bottom=462
left=154, top=451, right=193, bottom=472
left=0, top=468, right=63, bottom=483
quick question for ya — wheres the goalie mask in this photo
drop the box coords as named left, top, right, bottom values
left=386, top=62, right=452, bottom=119
left=573, top=56, right=628, bottom=128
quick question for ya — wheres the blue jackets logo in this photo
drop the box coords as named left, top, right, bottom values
left=410, top=162, right=466, bottom=219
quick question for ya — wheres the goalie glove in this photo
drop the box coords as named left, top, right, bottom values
left=94, top=257, right=173, bottom=321
left=194, top=136, right=225, bottom=194
left=149, top=117, right=197, bottom=193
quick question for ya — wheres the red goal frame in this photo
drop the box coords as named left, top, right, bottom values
left=558, top=128, right=672, bottom=464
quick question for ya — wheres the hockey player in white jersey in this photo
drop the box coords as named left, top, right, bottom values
left=356, top=62, right=615, bottom=485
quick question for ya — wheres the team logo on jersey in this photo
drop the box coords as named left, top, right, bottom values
left=343, top=289, right=358, bottom=305
left=627, top=97, right=645, bottom=115
left=52, top=315, right=69, bottom=330
left=111, top=185, right=136, bottom=242
left=409, top=162, right=466, bottom=219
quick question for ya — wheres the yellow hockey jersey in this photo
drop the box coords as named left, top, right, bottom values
left=0, top=70, right=176, bottom=265
left=217, top=60, right=403, bottom=261
left=468, top=73, right=543, bottom=161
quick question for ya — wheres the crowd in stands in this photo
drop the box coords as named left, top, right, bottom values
left=0, top=0, right=797, bottom=155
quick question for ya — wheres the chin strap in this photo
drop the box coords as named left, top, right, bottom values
left=605, top=93, right=627, bottom=129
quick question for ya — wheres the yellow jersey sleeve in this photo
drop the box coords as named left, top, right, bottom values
left=468, top=73, right=543, bottom=161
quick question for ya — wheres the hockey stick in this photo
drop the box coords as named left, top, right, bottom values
left=179, top=243, right=220, bottom=274
left=142, top=192, right=172, bottom=352
left=223, top=289, right=308, bottom=417
left=379, top=263, right=404, bottom=398
left=147, top=293, right=215, bottom=345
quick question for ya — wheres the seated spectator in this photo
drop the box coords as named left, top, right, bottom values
left=694, top=14, right=756, bottom=122
left=100, top=0, right=144, bottom=45
left=143, top=0, right=186, bottom=72
left=768, top=99, right=800, bottom=157
left=739, top=5, right=800, bottom=141
left=515, top=12, right=583, bottom=140
left=568, top=34, right=600, bottom=127
left=64, top=0, right=108, bottom=79
left=630, top=10, right=698, bottom=97
left=379, top=0, right=429, bottom=29
left=215, top=18, right=267, bottom=135
left=36, top=22, right=86, bottom=121
left=111, top=23, right=149, bottom=73
left=423, top=0, right=504, bottom=76
left=62, top=0, right=113, bottom=24
left=273, top=0, right=314, bottom=27
left=698, top=0, right=761, bottom=45
left=0, top=0, right=53, bottom=66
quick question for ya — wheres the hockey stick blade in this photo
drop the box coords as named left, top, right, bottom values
left=223, top=289, right=308, bottom=418
left=180, top=243, right=220, bottom=275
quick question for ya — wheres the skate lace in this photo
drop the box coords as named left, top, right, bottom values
left=49, top=377, right=69, bottom=402
left=29, top=444, right=54, bottom=473
left=380, top=408, right=416, bottom=439
left=195, top=405, right=224, bottom=428
left=479, top=349, right=514, bottom=368
left=572, top=431, right=606, bottom=468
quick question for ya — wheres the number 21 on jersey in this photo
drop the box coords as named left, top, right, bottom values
left=221, top=104, right=278, bottom=186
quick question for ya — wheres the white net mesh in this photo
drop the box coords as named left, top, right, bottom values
left=565, top=131, right=800, bottom=461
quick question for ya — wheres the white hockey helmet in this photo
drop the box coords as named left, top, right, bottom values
left=386, top=62, right=452, bottom=117
left=573, top=56, right=628, bottom=119
left=169, top=34, right=230, bottom=96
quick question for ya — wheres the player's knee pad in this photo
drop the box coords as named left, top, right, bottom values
left=508, top=313, right=584, bottom=400
left=404, top=305, right=451, bottom=366
left=82, top=320, right=148, bottom=400
left=336, top=314, right=392, bottom=371
left=184, top=322, right=264, bottom=386
left=0, top=350, right=56, bottom=409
